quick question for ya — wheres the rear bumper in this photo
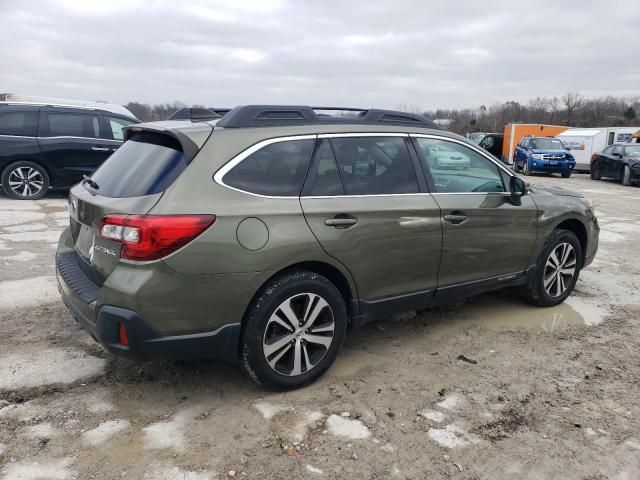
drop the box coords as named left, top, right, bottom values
left=56, top=250, right=240, bottom=362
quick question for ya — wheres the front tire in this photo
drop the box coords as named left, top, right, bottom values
left=523, top=160, right=531, bottom=176
left=561, top=171, right=571, bottom=178
left=522, top=229, right=582, bottom=307
left=590, top=163, right=601, bottom=180
left=622, top=165, right=631, bottom=186
left=240, top=270, right=347, bottom=389
left=1, top=161, right=50, bottom=200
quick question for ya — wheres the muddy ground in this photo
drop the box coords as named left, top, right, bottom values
left=1, top=174, right=639, bottom=480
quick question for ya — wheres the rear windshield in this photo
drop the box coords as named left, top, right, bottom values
left=87, top=132, right=186, bottom=198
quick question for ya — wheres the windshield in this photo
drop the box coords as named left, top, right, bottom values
left=624, top=145, right=640, bottom=157
left=530, top=138, right=565, bottom=150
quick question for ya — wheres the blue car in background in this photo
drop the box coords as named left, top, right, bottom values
left=513, top=136, right=576, bottom=178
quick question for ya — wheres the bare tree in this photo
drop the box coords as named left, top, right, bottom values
left=562, top=92, right=583, bottom=126
left=548, top=96, right=560, bottom=124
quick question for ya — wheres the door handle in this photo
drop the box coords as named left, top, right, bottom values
left=443, top=213, right=468, bottom=225
left=91, top=146, right=110, bottom=151
left=324, top=215, right=358, bottom=228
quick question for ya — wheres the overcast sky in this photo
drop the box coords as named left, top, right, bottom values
left=1, top=0, right=638, bottom=110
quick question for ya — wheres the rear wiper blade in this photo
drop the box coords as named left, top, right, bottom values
left=82, top=175, right=99, bottom=190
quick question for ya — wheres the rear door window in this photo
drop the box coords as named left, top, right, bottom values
left=43, top=112, right=102, bottom=138
left=108, top=116, right=135, bottom=141
left=0, top=110, right=38, bottom=136
left=330, top=136, right=419, bottom=195
left=87, top=132, right=186, bottom=198
left=222, top=138, right=314, bottom=196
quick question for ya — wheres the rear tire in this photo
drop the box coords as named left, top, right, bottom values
left=622, top=165, right=631, bottom=186
left=522, top=229, right=582, bottom=307
left=1, top=161, right=50, bottom=200
left=240, top=270, right=347, bottom=390
left=561, top=171, right=571, bottom=178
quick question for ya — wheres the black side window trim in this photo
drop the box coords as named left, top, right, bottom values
left=301, top=138, right=345, bottom=197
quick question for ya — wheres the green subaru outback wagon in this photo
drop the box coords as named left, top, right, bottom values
left=56, top=106, right=599, bottom=389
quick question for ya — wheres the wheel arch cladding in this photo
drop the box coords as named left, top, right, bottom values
left=240, top=261, right=356, bottom=327
left=555, top=219, right=587, bottom=264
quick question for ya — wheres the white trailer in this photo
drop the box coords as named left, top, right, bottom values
left=557, top=126, right=640, bottom=171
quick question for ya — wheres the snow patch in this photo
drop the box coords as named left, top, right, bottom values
left=436, top=394, right=463, bottom=410
left=253, top=402, right=290, bottom=420
left=290, top=411, right=324, bottom=443
left=598, top=230, right=625, bottom=243
left=624, top=439, right=640, bottom=451
left=26, top=422, right=58, bottom=439
left=0, top=348, right=106, bottom=390
left=428, top=424, right=480, bottom=448
left=0, top=230, right=62, bottom=243
left=82, top=419, right=131, bottom=447
left=325, top=414, right=371, bottom=439
left=420, top=409, right=445, bottom=422
left=3, top=223, right=48, bottom=233
left=0, top=210, right=46, bottom=226
left=86, top=400, right=115, bottom=414
left=305, top=465, right=323, bottom=475
left=144, top=464, right=211, bottom=480
left=0, top=276, right=59, bottom=311
left=1, top=251, right=38, bottom=262
left=142, top=410, right=199, bottom=451
left=0, top=457, right=74, bottom=480
left=0, top=401, right=44, bottom=421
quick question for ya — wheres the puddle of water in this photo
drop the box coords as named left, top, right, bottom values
left=424, top=293, right=604, bottom=335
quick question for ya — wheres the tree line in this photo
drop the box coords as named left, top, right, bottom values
left=124, top=93, right=639, bottom=135
left=417, top=92, right=639, bottom=135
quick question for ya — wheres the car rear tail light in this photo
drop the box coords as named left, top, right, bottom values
left=99, top=214, right=216, bottom=261
left=118, top=322, right=129, bottom=346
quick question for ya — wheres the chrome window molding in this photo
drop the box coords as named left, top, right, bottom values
left=317, top=132, right=409, bottom=139
left=37, top=135, right=106, bottom=141
left=212, top=132, right=514, bottom=200
left=0, top=134, right=36, bottom=139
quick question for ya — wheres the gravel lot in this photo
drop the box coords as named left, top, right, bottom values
left=1, top=173, right=639, bottom=479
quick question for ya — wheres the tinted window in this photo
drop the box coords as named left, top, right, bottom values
left=331, top=137, right=419, bottom=195
left=87, top=132, right=186, bottom=198
left=108, top=117, right=135, bottom=141
left=416, top=138, right=506, bottom=193
left=309, top=140, right=344, bottom=196
left=223, top=139, right=314, bottom=196
left=44, top=112, right=101, bottom=138
left=612, top=145, right=623, bottom=156
left=0, top=110, right=38, bottom=136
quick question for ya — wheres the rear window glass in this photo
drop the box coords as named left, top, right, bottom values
left=87, top=132, right=186, bottom=198
left=223, top=139, right=314, bottom=196
left=0, top=111, right=38, bottom=136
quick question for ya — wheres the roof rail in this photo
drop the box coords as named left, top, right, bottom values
left=215, top=105, right=442, bottom=129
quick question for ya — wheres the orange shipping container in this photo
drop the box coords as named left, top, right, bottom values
left=502, top=124, right=568, bottom=164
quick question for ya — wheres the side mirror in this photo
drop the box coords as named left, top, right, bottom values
left=564, top=145, right=571, bottom=151
left=509, top=176, right=528, bottom=205
left=612, top=152, right=622, bottom=158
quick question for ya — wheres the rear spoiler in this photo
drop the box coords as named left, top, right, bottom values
left=123, top=122, right=213, bottom=163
